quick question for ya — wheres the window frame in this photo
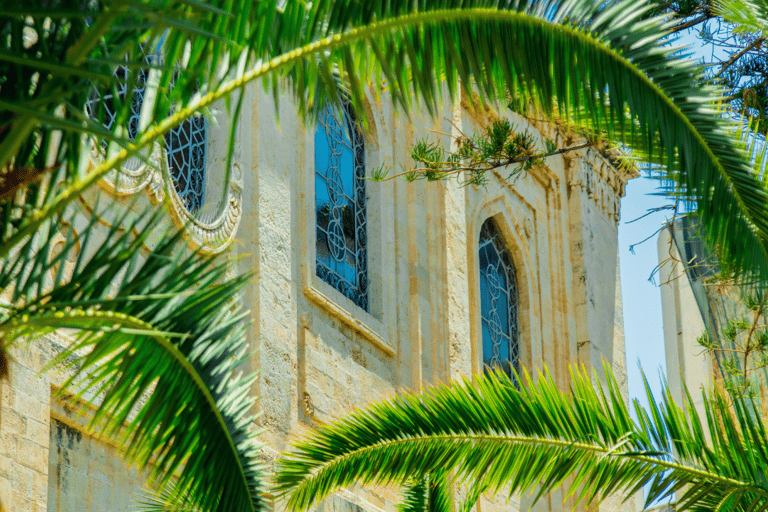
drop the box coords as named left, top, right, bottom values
left=299, top=91, right=395, bottom=357
left=313, top=98, right=369, bottom=311
left=468, top=203, right=534, bottom=377
left=478, top=216, right=520, bottom=378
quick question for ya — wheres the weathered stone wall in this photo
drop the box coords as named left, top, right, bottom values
left=0, top=335, right=153, bottom=512
left=245, top=88, right=636, bottom=512
left=657, top=227, right=715, bottom=421
left=47, top=412, right=149, bottom=512
left=1, top=86, right=635, bottom=512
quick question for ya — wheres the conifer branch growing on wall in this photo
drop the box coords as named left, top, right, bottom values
left=370, top=117, right=609, bottom=187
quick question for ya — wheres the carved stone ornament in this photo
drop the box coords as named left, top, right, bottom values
left=89, top=142, right=243, bottom=254
left=302, top=392, right=315, bottom=417
left=166, top=161, right=243, bottom=254
left=524, top=218, right=534, bottom=239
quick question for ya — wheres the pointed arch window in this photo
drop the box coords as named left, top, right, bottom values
left=314, top=98, right=368, bottom=311
left=479, top=218, right=520, bottom=378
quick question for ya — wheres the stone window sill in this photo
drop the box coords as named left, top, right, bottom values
left=303, top=282, right=394, bottom=356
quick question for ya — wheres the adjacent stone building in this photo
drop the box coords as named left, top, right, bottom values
left=1, top=84, right=636, bottom=512
left=658, top=216, right=768, bottom=421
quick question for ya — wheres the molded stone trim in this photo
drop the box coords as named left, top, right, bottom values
left=303, top=285, right=394, bottom=356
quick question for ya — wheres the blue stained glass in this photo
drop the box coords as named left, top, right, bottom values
left=165, top=72, right=206, bottom=214
left=85, top=65, right=148, bottom=144
left=479, top=218, right=519, bottom=379
left=315, top=99, right=368, bottom=311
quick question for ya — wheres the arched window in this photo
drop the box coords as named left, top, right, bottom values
left=314, top=98, right=368, bottom=311
left=478, top=218, right=519, bottom=378
left=86, top=58, right=206, bottom=214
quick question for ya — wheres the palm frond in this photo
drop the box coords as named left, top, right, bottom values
left=0, top=0, right=277, bottom=255
left=272, top=0, right=768, bottom=286
left=135, top=477, right=204, bottom=512
left=274, top=365, right=768, bottom=512
left=714, top=0, right=768, bottom=36
left=0, top=205, right=263, bottom=512
left=397, top=472, right=454, bottom=512
left=6, top=1, right=768, bottom=286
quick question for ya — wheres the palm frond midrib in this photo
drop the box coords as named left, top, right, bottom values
left=279, top=430, right=750, bottom=488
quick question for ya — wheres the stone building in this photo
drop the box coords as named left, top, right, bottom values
left=657, top=218, right=717, bottom=420
left=658, top=217, right=768, bottom=419
left=1, top=83, right=636, bottom=512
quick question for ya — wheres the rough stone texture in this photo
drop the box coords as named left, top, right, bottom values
left=1, top=87, right=637, bottom=512
left=47, top=418, right=149, bottom=512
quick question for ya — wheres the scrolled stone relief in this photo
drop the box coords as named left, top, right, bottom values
left=46, top=223, right=81, bottom=291
left=85, top=57, right=241, bottom=254
left=165, top=161, right=243, bottom=254
left=91, top=143, right=165, bottom=198
left=88, top=147, right=243, bottom=254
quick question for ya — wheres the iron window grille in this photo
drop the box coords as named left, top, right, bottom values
left=86, top=55, right=206, bottom=214
left=479, top=218, right=520, bottom=379
left=165, top=101, right=206, bottom=213
left=314, top=98, right=368, bottom=311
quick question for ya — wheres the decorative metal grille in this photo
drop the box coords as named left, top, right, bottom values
left=165, top=115, right=207, bottom=213
left=315, top=99, right=368, bottom=311
left=86, top=57, right=207, bottom=214
left=85, top=65, right=148, bottom=143
left=479, top=218, right=519, bottom=378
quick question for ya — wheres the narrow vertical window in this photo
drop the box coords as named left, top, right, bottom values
left=479, top=218, right=519, bottom=378
left=315, top=99, right=368, bottom=311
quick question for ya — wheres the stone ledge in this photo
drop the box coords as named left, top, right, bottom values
left=303, top=286, right=395, bottom=356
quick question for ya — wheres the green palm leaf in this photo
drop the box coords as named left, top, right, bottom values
left=397, top=472, right=457, bottom=512
left=274, top=366, right=768, bottom=512
left=7, top=0, right=768, bottom=287
left=715, top=0, right=768, bottom=36
left=0, top=206, right=263, bottom=512
left=0, top=0, right=276, bottom=257
left=7, top=2, right=768, bottom=510
left=273, top=0, right=768, bottom=285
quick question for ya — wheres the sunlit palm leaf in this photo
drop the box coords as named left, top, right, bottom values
left=7, top=0, right=766, bottom=287
left=0, top=207, right=263, bottom=512
left=6, top=2, right=768, bottom=511
left=273, top=0, right=768, bottom=286
left=715, top=0, right=768, bottom=36
left=0, top=0, right=276, bottom=251
left=274, top=366, right=768, bottom=512
left=397, top=472, right=455, bottom=512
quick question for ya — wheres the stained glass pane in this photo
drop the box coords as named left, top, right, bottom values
left=85, top=65, right=148, bottom=144
left=479, top=218, right=519, bottom=379
left=315, top=99, right=368, bottom=311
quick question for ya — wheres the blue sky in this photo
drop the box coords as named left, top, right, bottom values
left=619, top=176, right=672, bottom=417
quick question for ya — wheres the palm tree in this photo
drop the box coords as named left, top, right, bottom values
left=274, top=366, right=768, bottom=512
left=3, top=0, right=768, bottom=510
